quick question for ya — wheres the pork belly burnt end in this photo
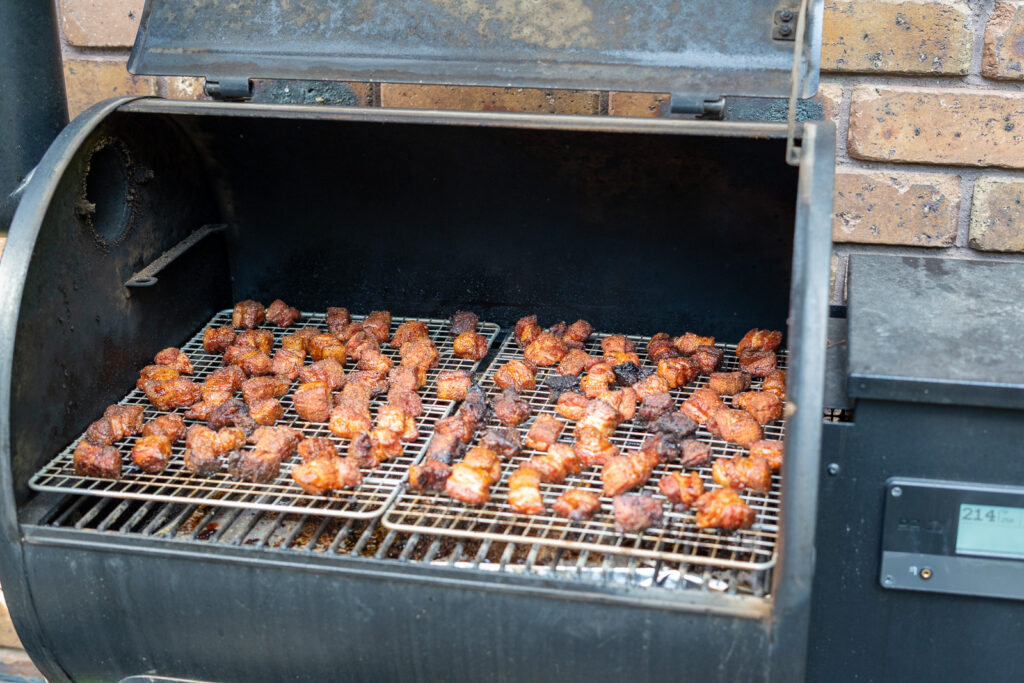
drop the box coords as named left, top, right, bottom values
left=647, top=333, right=678, bottom=362
left=508, top=467, right=545, bottom=515
left=613, top=494, right=663, bottom=533
left=293, top=382, right=333, bottom=423
left=762, top=369, right=786, bottom=400
left=450, top=310, right=479, bottom=337
left=131, top=435, right=171, bottom=474
left=680, top=439, right=713, bottom=467
left=739, top=350, right=777, bottom=377
left=580, top=362, right=615, bottom=397
left=733, top=391, right=783, bottom=425
left=154, top=347, right=193, bottom=374
left=408, top=460, right=453, bottom=491
left=673, top=332, right=715, bottom=355
left=514, top=315, right=542, bottom=348
left=736, top=328, right=782, bottom=356
left=399, top=338, right=440, bottom=371
left=232, top=300, right=265, bottom=329
left=453, top=332, right=489, bottom=360
left=236, top=329, right=274, bottom=354
left=208, top=398, right=258, bottom=436
left=227, top=426, right=301, bottom=483
left=694, top=487, right=755, bottom=530
left=573, top=426, right=620, bottom=467
left=298, top=437, right=339, bottom=463
left=659, top=472, right=705, bottom=510
left=249, top=398, right=284, bottom=426
left=291, top=457, right=362, bottom=495
left=437, top=369, right=473, bottom=401
left=141, top=414, right=186, bottom=443
left=479, top=427, right=522, bottom=460
left=445, top=462, right=494, bottom=505
left=602, top=452, right=654, bottom=497
left=555, top=392, right=588, bottom=421
left=391, top=320, right=430, bottom=349
left=525, top=332, right=569, bottom=367
left=553, top=489, right=601, bottom=521
left=265, top=299, right=301, bottom=327
left=309, top=334, right=347, bottom=364
left=749, top=440, right=784, bottom=472
left=362, top=310, right=392, bottom=345
left=143, top=378, right=202, bottom=411
left=712, top=456, right=772, bottom=492
left=657, top=357, right=699, bottom=389
left=73, top=441, right=121, bottom=479
left=707, top=408, right=764, bottom=447
left=563, top=319, right=593, bottom=349
left=632, top=373, right=670, bottom=400
left=692, top=345, right=724, bottom=374
left=326, top=307, right=351, bottom=336
left=299, top=359, right=346, bottom=391
left=680, top=388, right=724, bottom=425
left=356, top=349, right=393, bottom=375
left=638, top=392, right=674, bottom=423
left=241, top=375, right=289, bottom=404
left=708, top=371, right=751, bottom=396
left=271, top=348, right=304, bottom=382
left=137, top=365, right=178, bottom=390
left=329, top=405, right=372, bottom=440
left=184, top=424, right=245, bottom=477
left=85, top=404, right=144, bottom=445
left=525, top=414, right=565, bottom=451
left=203, top=326, right=236, bottom=354
left=557, top=349, right=598, bottom=376
left=493, top=359, right=536, bottom=392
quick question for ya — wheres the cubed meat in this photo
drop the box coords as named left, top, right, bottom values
left=293, top=382, right=333, bottom=423
left=291, top=457, right=362, bottom=495
left=576, top=399, right=622, bottom=438
left=143, top=378, right=201, bottom=411
left=632, top=373, right=671, bottom=400
left=544, top=374, right=581, bottom=399
left=638, top=432, right=681, bottom=465
left=508, top=467, right=545, bottom=515
left=408, top=460, right=453, bottom=491
left=514, top=315, right=542, bottom=348
left=647, top=333, right=679, bottom=362
left=445, top=463, right=493, bottom=505
left=227, top=426, right=299, bottom=482
left=310, top=334, right=348, bottom=363
left=479, top=427, right=522, bottom=460
left=436, top=369, right=473, bottom=401
left=712, top=456, right=772, bottom=492
left=271, top=348, right=304, bottom=382
left=673, top=332, right=715, bottom=355
left=459, top=384, right=489, bottom=425
left=131, top=435, right=171, bottom=474
left=736, top=328, right=782, bottom=356
left=332, top=322, right=364, bottom=345
left=461, top=447, right=502, bottom=484
left=369, top=427, right=403, bottom=463
left=553, top=489, right=601, bottom=521
left=387, top=388, right=423, bottom=418
left=708, top=371, right=752, bottom=396
left=562, top=319, right=593, bottom=349
left=761, top=369, right=786, bottom=400
left=249, top=397, right=283, bottom=426
left=602, top=452, right=654, bottom=497
left=241, top=375, right=289, bottom=404
left=298, top=437, right=339, bottom=463
left=362, top=311, right=392, bottom=345
left=137, top=364, right=178, bottom=390
left=596, top=388, right=637, bottom=422
left=424, top=432, right=466, bottom=465
left=357, top=350, right=393, bottom=373
left=493, top=359, right=536, bottom=392
left=581, top=362, right=615, bottom=398
left=600, top=335, right=635, bottom=363
left=659, top=472, right=705, bottom=510
left=183, top=400, right=216, bottom=421
left=184, top=424, right=243, bottom=477
left=680, top=388, right=724, bottom=425
left=547, top=443, right=582, bottom=476
left=207, top=398, right=258, bottom=436
left=613, top=494, right=663, bottom=533
left=692, top=345, right=724, bottom=374
left=638, top=392, right=674, bottom=423
left=389, top=365, right=424, bottom=392
left=680, top=439, right=713, bottom=467
left=142, top=414, right=186, bottom=443
left=232, top=300, right=265, bottom=329
left=739, top=350, right=777, bottom=377
left=280, top=333, right=309, bottom=355
left=657, top=357, right=699, bottom=389
left=203, top=326, right=236, bottom=354
left=298, top=359, right=346, bottom=391
left=557, top=348, right=598, bottom=376
left=707, top=408, right=764, bottom=447
left=450, top=310, right=479, bottom=337
left=201, top=365, right=245, bottom=407
left=328, top=405, right=373, bottom=440
left=548, top=321, right=568, bottom=338
left=73, top=441, right=121, bottom=479
left=154, top=347, right=193, bottom=374
left=612, top=362, right=643, bottom=387
left=650, top=411, right=698, bottom=438
left=525, top=414, right=565, bottom=452
left=749, top=439, right=784, bottom=472
left=733, top=391, right=783, bottom=425
left=524, top=332, right=569, bottom=367
left=399, top=338, right=440, bottom=371
left=347, top=433, right=375, bottom=467
left=236, top=329, right=274, bottom=354
left=453, top=332, right=489, bottom=360
left=224, top=347, right=273, bottom=377
left=694, top=487, right=755, bottom=530
left=85, top=404, right=144, bottom=445
left=555, top=392, right=588, bottom=421
left=605, top=351, right=641, bottom=367
left=390, top=320, right=430, bottom=349
left=326, top=307, right=351, bottom=336
left=376, top=405, right=419, bottom=442
left=573, top=426, right=620, bottom=468
left=490, top=388, right=529, bottom=427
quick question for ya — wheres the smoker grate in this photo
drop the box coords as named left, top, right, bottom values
left=384, top=331, right=786, bottom=570
left=28, top=310, right=500, bottom=520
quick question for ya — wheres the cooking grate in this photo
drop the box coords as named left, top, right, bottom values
left=29, top=310, right=500, bottom=520
left=384, top=331, right=786, bottom=570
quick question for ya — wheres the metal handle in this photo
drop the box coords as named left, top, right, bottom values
left=785, top=0, right=811, bottom=166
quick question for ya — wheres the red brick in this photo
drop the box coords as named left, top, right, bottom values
left=848, top=86, right=1024, bottom=169
left=59, top=0, right=144, bottom=47
left=380, top=84, right=600, bottom=115
left=63, top=58, right=158, bottom=118
left=969, top=179, right=1024, bottom=251
left=983, top=1, right=1024, bottom=80
left=833, top=170, right=960, bottom=246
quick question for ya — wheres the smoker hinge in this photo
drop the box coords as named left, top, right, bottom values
left=669, top=94, right=726, bottom=120
left=203, top=77, right=253, bottom=101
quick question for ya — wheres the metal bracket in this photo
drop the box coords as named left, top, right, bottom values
left=124, top=224, right=226, bottom=293
left=785, top=0, right=810, bottom=166
left=669, top=94, right=726, bottom=120
left=203, top=77, right=253, bottom=101
left=773, top=8, right=797, bottom=40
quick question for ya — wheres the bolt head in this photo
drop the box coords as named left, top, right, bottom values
left=891, top=486, right=902, bottom=497
left=780, top=10, right=793, bottom=21
left=778, top=24, right=793, bottom=36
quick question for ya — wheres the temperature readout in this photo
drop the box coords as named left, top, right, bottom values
left=956, top=504, right=1024, bottom=560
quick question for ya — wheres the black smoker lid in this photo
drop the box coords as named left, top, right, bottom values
left=847, top=254, right=1024, bottom=411
left=127, top=0, right=823, bottom=100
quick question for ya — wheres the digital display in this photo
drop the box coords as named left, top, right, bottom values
left=956, top=504, right=1024, bottom=560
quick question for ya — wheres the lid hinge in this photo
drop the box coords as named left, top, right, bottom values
left=669, top=94, right=726, bottom=120
left=203, top=77, right=253, bottom=101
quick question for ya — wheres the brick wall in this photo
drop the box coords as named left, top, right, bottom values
left=55, top=0, right=1024, bottom=305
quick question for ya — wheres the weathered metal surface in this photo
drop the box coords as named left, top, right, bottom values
left=129, top=0, right=823, bottom=100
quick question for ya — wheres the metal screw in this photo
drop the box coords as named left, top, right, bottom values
left=891, top=486, right=902, bottom=497
left=780, top=10, right=794, bottom=21
left=883, top=575, right=895, bottom=586
left=827, top=463, right=840, bottom=476
left=778, top=24, right=793, bottom=36
left=920, top=568, right=933, bottom=580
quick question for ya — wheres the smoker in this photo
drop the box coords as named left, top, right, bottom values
left=0, top=1, right=835, bottom=681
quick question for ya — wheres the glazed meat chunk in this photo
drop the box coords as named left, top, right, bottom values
left=450, top=310, right=479, bottom=337
left=749, top=440, right=784, bottom=472
left=613, top=494, right=663, bottom=533
left=580, top=362, right=615, bottom=398
left=408, top=460, right=453, bottom=491
left=224, top=347, right=273, bottom=377
left=437, top=369, right=473, bottom=401
left=563, top=319, right=593, bottom=349
left=201, top=366, right=245, bottom=406
left=434, top=415, right=477, bottom=443
left=545, top=373, right=581, bottom=397
left=362, top=310, right=392, bottom=345
left=596, top=387, right=637, bottom=422
left=514, top=315, right=542, bottom=348
left=657, top=357, right=699, bottom=389
left=673, top=332, right=715, bottom=355
left=600, top=335, right=635, bottom=362
left=602, top=451, right=655, bottom=497
left=297, top=437, right=339, bottom=463
left=73, top=441, right=121, bottom=479
left=576, top=398, right=622, bottom=438
left=555, top=392, right=588, bottom=421
left=611, top=362, right=644, bottom=387
left=708, top=371, right=752, bottom=396
left=309, top=334, right=347, bottom=363
left=293, top=382, right=333, bottom=423
left=141, top=413, right=186, bottom=443
left=453, top=332, right=489, bottom=361
left=761, top=369, right=786, bottom=400
left=203, top=326, right=236, bottom=354
left=680, top=439, right=713, bottom=467
left=387, top=388, right=423, bottom=418
left=85, top=404, right=144, bottom=445
left=332, top=322, right=363, bottom=346
left=638, top=392, right=674, bottom=423
left=236, top=329, right=274, bottom=355
left=131, top=435, right=171, bottom=474
left=712, top=456, right=772, bottom=492
left=357, top=350, right=393, bottom=373
left=493, top=359, right=536, bottom=392
left=691, top=345, right=724, bottom=375
left=707, top=408, right=764, bottom=447
left=249, top=398, right=284, bottom=426
left=241, top=375, right=289, bottom=404
left=680, top=388, right=724, bottom=425
left=389, top=365, right=424, bottom=393
left=390, top=320, right=429, bottom=349
left=525, top=414, right=565, bottom=452
left=232, top=300, right=265, bottom=329
left=632, top=373, right=670, bottom=401
left=445, top=463, right=493, bottom=505
left=136, top=365, right=178, bottom=390
left=525, top=443, right=581, bottom=483
left=143, top=378, right=201, bottom=411
left=508, top=467, right=545, bottom=515
left=376, top=405, right=419, bottom=442
left=479, top=427, right=522, bottom=460
left=227, top=426, right=301, bottom=483
left=271, top=348, right=304, bottom=382
left=739, top=350, right=777, bottom=377
left=207, top=398, right=258, bottom=436
left=298, top=359, right=346, bottom=391
left=659, top=472, right=705, bottom=510
left=154, top=347, right=193, bottom=374
left=573, top=426, right=620, bottom=468
left=694, top=487, right=755, bottom=530
left=647, top=333, right=679, bottom=362
left=553, top=489, right=601, bottom=521
left=347, top=433, right=375, bottom=467
left=399, top=337, right=440, bottom=371
left=291, top=457, right=362, bottom=495
left=733, top=391, right=783, bottom=425
left=736, top=328, right=782, bottom=356
left=557, top=349, right=598, bottom=376
left=424, top=432, right=467, bottom=465
left=265, top=299, right=301, bottom=327
left=345, top=370, right=388, bottom=397
left=326, top=307, right=351, bottom=336
left=492, top=388, right=531, bottom=427
left=184, top=424, right=245, bottom=477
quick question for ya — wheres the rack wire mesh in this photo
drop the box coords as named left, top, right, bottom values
left=384, top=330, right=787, bottom=570
left=29, top=310, right=500, bottom=520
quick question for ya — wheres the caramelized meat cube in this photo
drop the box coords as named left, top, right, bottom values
left=680, top=438, right=713, bottom=467
left=525, top=414, right=565, bottom=452
left=344, top=331, right=379, bottom=363
left=638, top=432, right=681, bottom=465
left=227, top=427, right=301, bottom=482
left=183, top=424, right=235, bottom=476
left=424, top=432, right=467, bottom=465
left=573, top=426, right=620, bottom=468
left=208, top=398, right=258, bottom=436
left=612, top=362, right=643, bottom=387
left=462, top=447, right=502, bottom=483
left=632, top=373, right=671, bottom=400
left=681, top=388, right=724, bottom=425
left=657, top=357, right=699, bottom=389
left=596, top=388, right=637, bottom=422
left=479, top=428, right=524, bottom=458
left=602, top=452, right=654, bottom=497
left=184, top=400, right=216, bottom=421
left=638, top=392, right=674, bottom=423
left=247, top=426, right=301, bottom=457
left=203, top=326, right=236, bottom=354
left=508, top=467, right=545, bottom=515
left=692, top=345, right=724, bottom=374
left=450, top=310, right=479, bottom=337
left=390, top=320, right=429, bottom=349
left=292, top=456, right=362, bottom=495
left=514, top=315, right=542, bottom=348
left=563, top=319, right=593, bottom=349
left=708, top=371, right=752, bottom=396
left=357, top=350, right=393, bottom=373
left=154, top=347, right=193, bottom=374
left=310, top=334, right=348, bottom=363
left=361, top=310, right=392, bottom=345
left=137, top=364, right=178, bottom=390
left=555, top=392, right=588, bottom=421
left=553, top=489, right=601, bottom=521
left=408, top=460, right=453, bottom=491
left=673, top=332, right=715, bottom=355
left=435, top=415, right=476, bottom=443
left=131, top=435, right=171, bottom=474
left=659, top=472, right=705, bottom=510
left=345, top=370, right=389, bottom=397
left=86, top=404, right=144, bottom=444
left=271, top=348, right=304, bottom=382
left=249, top=398, right=283, bottom=426
left=733, top=391, right=783, bottom=425
left=524, top=453, right=567, bottom=484
left=298, top=437, right=338, bottom=463
left=694, top=487, right=755, bottom=530
left=580, top=362, right=615, bottom=398
left=736, top=328, right=782, bottom=356
left=292, top=326, right=321, bottom=348
left=739, top=350, right=777, bottom=377
left=399, top=337, right=440, bottom=371
left=548, top=321, right=568, bottom=338
left=493, top=359, right=536, bottom=392
left=547, top=443, right=582, bottom=476
left=707, top=408, right=764, bottom=447
left=347, top=433, right=375, bottom=467
left=232, top=300, right=265, bottom=329
left=445, top=463, right=493, bottom=505
left=576, top=399, right=622, bottom=438
left=525, top=332, right=569, bottom=367
left=613, top=494, right=663, bottom=533
left=241, top=375, right=289, bottom=404
left=224, top=347, right=273, bottom=377
left=389, top=365, right=424, bottom=392
left=437, top=369, right=473, bottom=401
left=73, top=441, right=121, bottom=479
left=326, top=307, right=351, bottom=336
left=453, top=332, right=489, bottom=360
left=143, top=378, right=201, bottom=411
left=376, top=405, right=419, bottom=442
left=387, top=388, right=423, bottom=418
left=600, top=335, right=635, bottom=361
left=749, top=439, right=784, bottom=472
left=712, top=456, right=772, bottom=492
left=263, top=299, right=301, bottom=327
left=605, top=351, right=641, bottom=367
left=295, top=359, right=343, bottom=392
left=647, top=333, right=679, bottom=362
left=557, top=348, right=598, bottom=376
left=280, top=334, right=306, bottom=355
left=293, top=382, right=333, bottom=423
left=201, top=365, right=245, bottom=406
left=650, top=411, right=698, bottom=439
left=332, top=321, right=364, bottom=345
left=142, top=413, right=186, bottom=443
left=762, top=369, right=786, bottom=400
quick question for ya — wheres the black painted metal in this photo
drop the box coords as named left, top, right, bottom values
left=128, top=0, right=823, bottom=101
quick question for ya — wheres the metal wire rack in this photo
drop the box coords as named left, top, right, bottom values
left=384, top=330, right=787, bottom=570
left=29, top=310, right=500, bottom=520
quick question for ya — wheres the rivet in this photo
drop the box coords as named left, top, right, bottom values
left=891, top=486, right=902, bottom=497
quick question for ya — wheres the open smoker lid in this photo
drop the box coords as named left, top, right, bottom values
left=128, top=0, right=823, bottom=100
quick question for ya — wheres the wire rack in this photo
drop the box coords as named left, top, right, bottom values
left=29, top=310, right=500, bottom=520
left=384, top=331, right=787, bottom=570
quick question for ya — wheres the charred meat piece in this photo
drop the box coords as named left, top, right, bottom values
left=437, top=369, right=473, bottom=401
left=650, top=411, right=698, bottom=439
left=390, top=320, right=430, bottom=349
left=680, top=439, right=713, bottom=467
left=73, top=441, right=121, bottom=479
left=310, top=334, right=348, bottom=364
left=508, top=467, right=545, bottom=515
left=573, top=426, right=620, bottom=468
left=434, top=415, right=477, bottom=443
left=389, top=365, right=424, bottom=392
left=271, top=348, right=305, bottom=382
left=749, top=439, right=783, bottom=472
left=613, top=494, right=663, bottom=533
left=137, top=365, right=178, bottom=390
left=184, top=424, right=244, bottom=477
left=346, top=370, right=389, bottom=397
left=632, top=373, right=671, bottom=400
left=143, top=378, right=201, bottom=411
left=154, top=347, right=193, bottom=374
left=249, top=398, right=284, bottom=426
left=298, top=437, right=338, bottom=463
left=659, top=472, right=705, bottom=510
left=576, top=399, right=622, bottom=438
left=657, top=357, right=699, bottom=389
left=692, top=345, right=724, bottom=374
left=738, top=350, right=777, bottom=377
left=265, top=299, right=301, bottom=327
left=736, top=328, right=782, bottom=356
left=712, top=456, right=772, bottom=492
left=612, top=362, right=643, bottom=387
left=733, top=391, right=783, bottom=425
left=708, top=371, right=752, bottom=396
left=445, top=463, right=494, bottom=505
left=326, top=307, right=351, bottom=336
left=362, top=310, right=392, bottom=345
left=647, top=333, right=679, bottom=362
left=357, top=350, right=393, bottom=373
left=494, top=359, right=536, bottom=392
left=227, top=426, right=302, bottom=483
left=553, top=489, right=601, bottom=521
left=557, top=348, right=599, bottom=376
left=596, top=388, right=637, bottom=422
left=450, top=310, right=479, bottom=337
left=280, top=333, right=307, bottom=355
left=208, top=398, right=258, bottom=436
left=458, top=384, right=489, bottom=425
left=638, top=392, right=674, bottom=423
left=408, top=460, right=453, bottom=491
left=376, top=404, right=419, bottom=442
left=602, top=451, right=655, bottom=497
left=707, top=408, right=764, bottom=447
left=694, top=487, right=755, bottom=530
left=555, top=392, right=588, bottom=421
left=201, top=366, right=245, bottom=406
left=291, top=457, right=362, bottom=495
left=131, top=435, right=171, bottom=474
left=600, top=335, right=635, bottom=362
left=247, top=426, right=301, bottom=456
left=638, top=432, right=681, bottom=465
left=142, top=413, right=186, bottom=443
left=761, top=369, right=786, bottom=400
left=203, top=326, right=236, bottom=354
left=673, top=332, right=715, bottom=355
left=241, top=375, right=290, bottom=404
left=424, top=432, right=467, bottom=465
left=232, top=300, right=265, bottom=329
left=453, top=332, right=489, bottom=360
left=681, top=388, right=724, bottom=425
left=347, top=433, right=375, bottom=467
left=580, top=362, right=615, bottom=398
left=544, top=373, right=581, bottom=397
left=462, top=447, right=502, bottom=483
left=563, top=319, right=593, bottom=349
left=223, top=347, right=273, bottom=377
left=298, top=359, right=346, bottom=391
left=525, top=414, right=565, bottom=452
left=399, top=337, right=440, bottom=371
left=548, top=321, right=568, bottom=338
left=524, top=332, right=569, bottom=367
left=514, top=315, right=542, bottom=348
left=293, top=382, right=333, bottom=423
left=85, top=404, right=144, bottom=445
left=479, top=427, right=522, bottom=460
left=387, top=388, right=423, bottom=418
